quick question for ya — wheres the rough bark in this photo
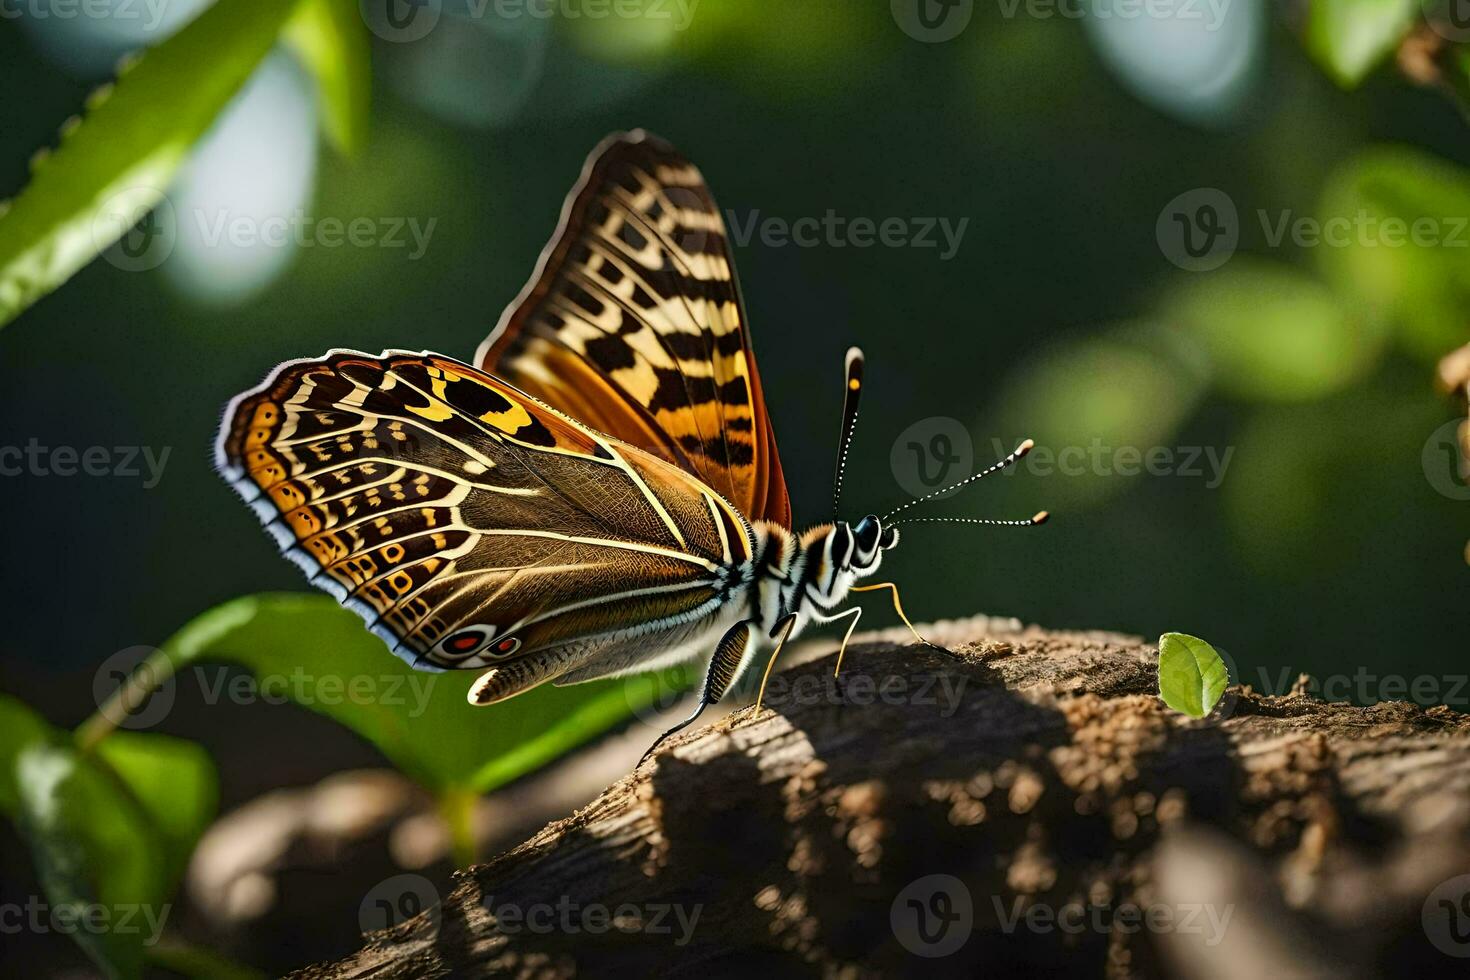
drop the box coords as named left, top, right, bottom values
left=292, top=616, right=1470, bottom=979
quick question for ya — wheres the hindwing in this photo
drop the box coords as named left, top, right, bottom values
left=216, top=350, right=754, bottom=674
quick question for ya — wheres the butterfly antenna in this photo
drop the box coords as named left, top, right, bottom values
left=832, top=346, right=865, bottom=520
left=882, top=439, right=1036, bottom=521
left=893, top=512, right=1050, bottom=529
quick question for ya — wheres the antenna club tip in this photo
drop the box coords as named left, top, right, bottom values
left=1018, top=438, right=1035, bottom=455
left=1032, top=510, right=1050, bottom=525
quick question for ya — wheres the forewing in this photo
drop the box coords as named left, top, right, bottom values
left=475, top=130, right=792, bottom=527
left=216, top=350, right=754, bottom=674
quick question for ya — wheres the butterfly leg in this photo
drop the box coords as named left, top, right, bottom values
left=754, top=614, right=799, bottom=714
left=850, top=582, right=937, bottom=649
left=640, top=620, right=754, bottom=766
left=825, top=606, right=864, bottom=679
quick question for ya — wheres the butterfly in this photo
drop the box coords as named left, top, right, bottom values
left=215, top=130, right=1047, bottom=758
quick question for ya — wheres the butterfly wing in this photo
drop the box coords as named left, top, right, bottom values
left=475, top=130, right=793, bottom=528
left=216, top=350, right=756, bottom=691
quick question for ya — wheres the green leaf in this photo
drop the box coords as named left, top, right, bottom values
left=15, top=744, right=168, bottom=980
left=0, top=693, right=55, bottom=816
left=284, top=0, right=372, bottom=156
left=92, top=593, right=666, bottom=796
left=95, top=734, right=217, bottom=895
left=0, top=0, right=302, bottom=332
left=1305, top=0, right=1416, bottom=88
left=1158, top=632, right=1230, bottom=718
left=4, top=693, right=217, bottom=979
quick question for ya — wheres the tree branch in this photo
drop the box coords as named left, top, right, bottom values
left=293, top=617, right=1470, bottom=978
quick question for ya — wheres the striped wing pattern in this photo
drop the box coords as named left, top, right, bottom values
left=476, top=130, right=792, bottom=528
left=216, top=350, right=754, bottom=675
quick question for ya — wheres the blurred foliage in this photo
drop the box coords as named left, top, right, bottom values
left=1305, top=0, right=1417, bottom=88
left=282, top=0, right=371, bottom=156
left=1318, top=146, right=1470, bottom=360
left=0, top=0, right=363, bottom=329
left=0, top=0, right=297, bottom=329
left=1, top=693, right=218, bottom=979
left=1162, top=259, right=1384, bottom=401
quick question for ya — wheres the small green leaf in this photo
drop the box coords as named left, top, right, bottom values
left=85, top=593, right=670, bottom=797
left=284, top=0, right=372, bottom=156
left=1158, top=632, right=1229, bottom=718
left=1305, top=0, right=1416, bottom=88
left=0, top=0, right=302, bottom=332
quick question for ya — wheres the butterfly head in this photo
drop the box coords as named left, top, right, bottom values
left=846, top=514, right=899, bottom=573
